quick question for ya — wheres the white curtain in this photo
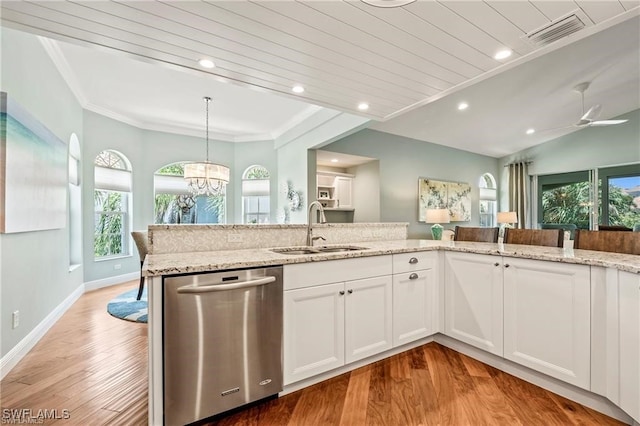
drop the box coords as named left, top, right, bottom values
left=508, top=162, right=529, bottom=229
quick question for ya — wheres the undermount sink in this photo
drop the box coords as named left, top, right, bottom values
left=271, top=245, right=368, bottom=255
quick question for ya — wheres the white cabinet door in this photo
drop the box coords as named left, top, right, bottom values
left=335, top=176, right=353, bottom=208
left=345, top=275, right=393, bottom=363
left=283, top=282, right=345, bottom=385
left=619, top=271, right=640, bottom=422
left=503, top=258, right=591, bottom=389
left=393, top=268, right=436, bottom=347
left=445, top=252, right=504, bottom=355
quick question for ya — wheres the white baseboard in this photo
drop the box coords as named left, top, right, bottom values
left=0, top=283, right=84, bottom=380
left=84, top=271, right=139, bottom=292
left=1, top=272, right=140, bottom=380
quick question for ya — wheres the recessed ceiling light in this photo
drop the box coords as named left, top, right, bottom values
left=361, top=0, right=416, bottom=7
left=292, top=85, right=305, bottom=93
left=358, top=103, right=369, bottom=111
left=457, top=102, right=469, bottom=111
left=494, top=49, right=512, bottom=60
left=198, top=58, right=215, bottom=69
left=526, top=128, right=535, bottom=135
left=331, top=158, right=339, bottom=163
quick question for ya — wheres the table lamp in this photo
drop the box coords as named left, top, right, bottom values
left=497, top=211, right=518, bottom=239
left=425, top=208, right=450, bottom=240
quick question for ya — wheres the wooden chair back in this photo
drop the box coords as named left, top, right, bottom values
left=503, top=228, right=564, bottom=247
left=574, top=230, right=640, bottom=255
left=598, top=225, right=632, bottom=232
left=453, top=226, right=499, bottom=243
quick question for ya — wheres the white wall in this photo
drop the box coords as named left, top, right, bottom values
left=82, top=111, right=239, bottom=283
left=324, top=129, right=500, bottom=239
left=348, top=160, right=381, bottom=223
left=1, top=28, right=84, bottom=358
left=497, top=109, right=640, bottom=212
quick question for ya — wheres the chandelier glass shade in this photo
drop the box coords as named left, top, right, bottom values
left=184, top=96, right=230, bottom=196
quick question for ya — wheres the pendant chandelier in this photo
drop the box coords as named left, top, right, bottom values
left=184, top=96, right=230, bottom=196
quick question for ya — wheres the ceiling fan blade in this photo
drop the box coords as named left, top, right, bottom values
left=580, top=104, right=602, bottom=122
left=589, top=119, right=628, bottom=126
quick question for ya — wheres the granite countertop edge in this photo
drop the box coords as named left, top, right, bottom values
left=143, top=239, right=640, bottom=277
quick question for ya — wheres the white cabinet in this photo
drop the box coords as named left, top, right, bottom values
left=334, top=176, right=353, bottom=209
left=283, top=256, right=392, bottom=385
left=392, top=252, right=438, bottom=347
left=619, top=271, right=640, bottom=422
left=444, top=252, right=504, bottom=356
left=345, top=276, right=393, bottom=363
left=284, top=283, right=345, bottom=385
left=503, top=258, right=591, bottom=389
left=316, top=171, right=353, bottom=210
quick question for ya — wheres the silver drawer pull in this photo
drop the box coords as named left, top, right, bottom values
left=409, top=273, right=419, bottom=280
left=409, top=257, right=418, bottom=264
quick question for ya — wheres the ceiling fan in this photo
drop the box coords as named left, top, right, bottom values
left=567, top=82, right=628, bottom=128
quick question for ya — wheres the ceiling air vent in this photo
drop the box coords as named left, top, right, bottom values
left=523, top=10, right=593, bottom=48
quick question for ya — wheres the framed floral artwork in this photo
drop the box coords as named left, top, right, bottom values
left=418, top=178, right=471, bottom=222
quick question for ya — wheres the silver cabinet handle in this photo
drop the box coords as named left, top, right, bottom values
left=409, top=273, right=419, bottom=280
left=177, top=276, right=276, bottom=293
left=409, top=257, right=418, bottom=264
left=339, top=290, right=345, bottom=296
left=348, top=289, right=353, bottom=294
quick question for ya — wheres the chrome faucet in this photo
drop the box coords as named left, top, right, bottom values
left=307, top=201, right=327, bottom=246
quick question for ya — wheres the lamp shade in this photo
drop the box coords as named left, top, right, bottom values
left=497, top=211, right=518, bottom=224
left=425, top=208, right=450, bottom=224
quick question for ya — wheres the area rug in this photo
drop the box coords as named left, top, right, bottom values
left=107, top=288, right=147, bottom=323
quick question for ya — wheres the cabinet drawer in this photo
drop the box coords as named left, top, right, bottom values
left=392, top=251, right=437, bottom=274
left=284, top=255, right=392, bottom=290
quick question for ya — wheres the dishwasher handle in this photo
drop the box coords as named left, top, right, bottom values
left=177, top=276, right=276, bottom=294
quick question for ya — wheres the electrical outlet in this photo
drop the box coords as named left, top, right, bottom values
left=227, top=234, right=243, bottom=243
left=114, top=264, right=122, bottom=270
left=12, top=311, right=19, bottom=329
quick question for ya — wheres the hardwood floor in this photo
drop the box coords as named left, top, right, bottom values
left=0, top=281, right=624, bottom=425
left=0, top=281, right=148, bottom=425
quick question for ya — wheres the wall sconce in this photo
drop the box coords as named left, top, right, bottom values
left=425, top=208, right=450, bottom=240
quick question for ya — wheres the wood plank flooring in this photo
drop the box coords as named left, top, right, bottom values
left=0, top=280, right=625, bottom=425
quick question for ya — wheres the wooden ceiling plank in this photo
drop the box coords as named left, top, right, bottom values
left=2, top=4, right=398, bottom=118
left=113, top=1, right=429, bottom=104
left=287, top=0, right=475, bottom=81
left=485, top=1, right=550, bottom=34
left=62, top=1, right=420, bottom=111
left=575, top=1, right=626, bottom=24
left=154, top=1, right=440, bottom=100
left=530, top=1, right=581, bottom=20
left=408, top=1, right=513, bottom=59
left=202, top=1, right=451, bottom=92
left=620, top=1, right=640, bottom=11
left=442, top=1, right=531, bottom=57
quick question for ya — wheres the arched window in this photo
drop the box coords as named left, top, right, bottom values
left=242, top=165, right=270, bottom=224
left=94, top=150, right=131, bottom=258
left=479, top=173, right=497, bottom=227
left=153, top=162, right=226, bottom=224
left=68, top=134, right=82, bottom=269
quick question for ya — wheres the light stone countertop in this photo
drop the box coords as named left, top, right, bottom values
left=144, top=239, right=640, bottom=277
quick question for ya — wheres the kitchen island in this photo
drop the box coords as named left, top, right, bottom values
left=143, top=224, right=639, bottom=426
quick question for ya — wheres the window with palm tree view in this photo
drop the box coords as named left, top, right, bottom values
left=94, top=150, right=131, bottom=258
left=154, top=163, right=225, bottom=224
left=538, top=164, right=640, bottom=231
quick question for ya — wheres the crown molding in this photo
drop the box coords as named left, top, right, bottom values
left=38, top=37, right=88, bottom=106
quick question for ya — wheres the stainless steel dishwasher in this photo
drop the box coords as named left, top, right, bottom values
left=163, top=266, right=283, bottom=426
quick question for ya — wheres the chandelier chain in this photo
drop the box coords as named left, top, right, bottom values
left=204, top=96, right=211, bottom=162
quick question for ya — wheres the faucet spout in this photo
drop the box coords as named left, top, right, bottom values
left=307, top=201, right=327, bottom=246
